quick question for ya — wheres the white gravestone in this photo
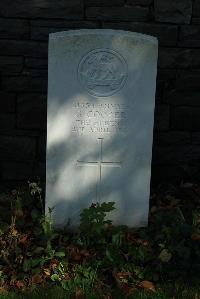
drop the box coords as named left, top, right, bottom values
left=46, top=29, right=158, bottom=228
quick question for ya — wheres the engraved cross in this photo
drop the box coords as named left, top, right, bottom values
left=77, top=138, right=121, bottom=201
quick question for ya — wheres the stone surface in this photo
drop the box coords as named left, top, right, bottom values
left=0, top=0, right=83, bottom=19
left=154, top=0, right=192, bottom=24
left=46, top=29, right=158, bottom=227
left=127, top=0, right=152, bottom=5
left=0, top=92, right=16, bottom=113
left=171, top=107, right=200, bottom=130
left=17, top=94, right=46, bottom=130
left=154, top=104, right=170, bottom=131
left=0, top=40, right=47, bottom=57
left=192, top=132, right=200, bottom=144
left=154, top=131, right=191, bottom=145
left=0, top=56, right=23, bottom=75
left=102, top=22, right=178, bottom=46
left=86, top=6, right=150, bottom=21
left=179, top=25, right=200, bottom=47
left=85, top=0, right=124, bottom=6
left=2, top=76, right=47, bottom=92
left=158, top=48, right=200, bottom=68
left=193, top=0, right=200, bottom=17
left=1, top=162, right=33, bottom=180
left=0, top=18, right=29, bottom=39
left=0, top=136, right=36, bottom=161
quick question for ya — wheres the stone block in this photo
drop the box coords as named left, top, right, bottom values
left=33, top=162, right=46, bottom=178
left=192, top=132, right=200, bottom=144
left=193, top=0, right=200, bottom=17
left=179, top=25, right=200, bottom=47
left=37, top=134, right=46, bottom=160
left=25, top=58, right=48, bottom=69
left=102, top=22, right=178, bottom=46
left=0, top=136, right=36, bottom=161
left=154, top=131, right=191, bottom=145
left=0, top=40, right=47, bottom=57
left=31, top=20, right=99, bottom=41
left=0, top=18, right=29, bottom=39
left=154, top=104, right=170, bottom=131
left=0, top=56, right=23, bottom=75
left=154, top=0, right=192, bottom=24
left=0, top=0, right=83, bottom=19
left=1, top=162, right=33, bottom=180
left=0, top=114, right=15, bottom=133
left=171, top=107, right=200, bottom=130
left=151, top=164, right=186, bottom=183
left=86, top=6, right=150, bottom=21
left=17, top=94, right=46, bottom=130
left=158, top=48, right=200, bottom=68
left=164, top=91, right=200, bottom=106
left=85, top=0, right=124, bottom=6
left=1, top=76, right=47, bottom=92
left=127, top=0, right=152, bottom=5
left=0, top=92, right=15, bottom=113
left=175, top=70, right=200, bottom=91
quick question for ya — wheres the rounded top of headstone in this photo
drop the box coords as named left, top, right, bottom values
left=49, top=29, right=158, bottom=45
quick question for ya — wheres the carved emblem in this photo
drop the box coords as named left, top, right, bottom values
left=78, top=49, right=127, bottom=97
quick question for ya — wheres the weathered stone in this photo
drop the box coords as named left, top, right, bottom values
left=157, top=68, right=177, bottom=80
left=0, top=0, right=83, bottom=19
left=127, top=0, right=153, bottom=5
left=154, top=131, right=191, bottom=145
left=152, top=145, right=200, bottom=164
left=86, top=6, right=150, bottom=21
left=175, top=70, right=200, bottom=91
left=102, top=22, right=178, bottom=46
left=22, top=69, right=48, bottom=77
left=25, top=58, right=48, bottom=69
left=2, top=76, right=47, bottom=92
left=155, top=0, right=192, bottom=24
left=0, top=56, right=23, bottom=74
left=85, top=0, right=124, bottom=6
left=192, top=132, right=200, bottom=144
left=151, top=165, right=186, bottom=183
left=0, top=114, right=15, bottom=133
left=179, top=25, right=200, bottom=47
left=154, top=104, right=170, bottom=131
left=193, top=0, right=200, bottom=17
left=17, top=94, right=46, bottom=130
left=0, top=92, right=15, bottom=113
left=0, top=136, right=36, bottom=161
left=155, top=80, right=165, bottom=98
left=1, top=162, right=33, bottom=180
left=0, top=18, right=29, bottom=39
left=33, top=162, right=45, bottom=178
left=37, top=134, right=46, bottom=160
left=164, top=91, right=200, bottom=106
left=158, top=48, right=200, bottom=68
left=31, top=20, right=99, bottom=41
left=0, top=40, right=47, bottom=57
left=171, top=107, right=200, bottom=130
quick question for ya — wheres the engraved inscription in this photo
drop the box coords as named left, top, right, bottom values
left=78, top=49, right=127, bottom=97
left=72, top=102, right=129, bottom=136
left=77, top=138, right=121, bottom=201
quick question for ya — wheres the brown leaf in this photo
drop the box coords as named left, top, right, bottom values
left=75, top=288, right=84, bottom=299
left=31, top=275, right=43, bottom=284
left=15, top=280, right=25, bottom=290
left=18, top=234, right=28, bottom=245
left=140, top=281, right=156, bottom=292
left=191, top=233, right=200, bottom=241
left=0, top=287, right=7, bottom=294
left=14, top=209, right=24, bottom=218
left=43, top=268, right=51, bottom=276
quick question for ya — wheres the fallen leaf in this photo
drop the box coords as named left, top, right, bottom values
left=0, top=287, right=7, bottom=294
left=159, top=249, right=172, bottom=263
left=43, top=268, right=51, bottom=276
left=75, top=288, right=84, bottom=299
left=191, top=233, right=200, bottom=241
left=140, top=281, right=156, bottom=292
left=15, top=280, right=25, bottom=290
left=31, top=274, right=43, bottom=284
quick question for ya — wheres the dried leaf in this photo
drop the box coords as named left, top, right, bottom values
left=140, top=281, right=156, bottom=292
left=0, top=287, right=7, bottom=294
left=31, top=274, right=43, bottom=284
left=75, top=288, right=84, bottom=299
left=43, top=268, right=51, bottom=276
left=191, top=233, right=200, bottom=241
left=15, top=280, right=25, bottom=290
left=159, top=249, right=172, bottom=263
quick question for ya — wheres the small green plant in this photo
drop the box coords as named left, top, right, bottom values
left=79, top=202, right=115, bottom=246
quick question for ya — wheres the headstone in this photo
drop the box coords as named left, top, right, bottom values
left=46, top=29, right=158, bottom=228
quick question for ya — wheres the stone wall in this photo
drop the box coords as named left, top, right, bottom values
left=0, top=0, right=200, bottom=186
